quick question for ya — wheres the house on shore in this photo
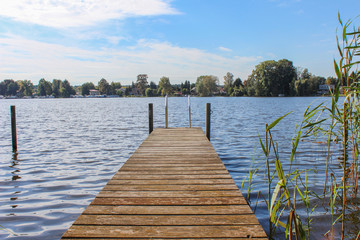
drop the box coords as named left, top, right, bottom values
left=89, top=89, right=100, bottom=96
left=318, top=84, right=335, bottom=95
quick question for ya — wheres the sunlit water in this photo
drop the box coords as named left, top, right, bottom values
left=0, top=97, right=358, bottom=239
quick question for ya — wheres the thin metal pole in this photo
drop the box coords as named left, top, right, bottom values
left=188, top=95, right=191, bottom=128
left=149, top=103, right=153, bottom=134
left=11, top=106, right=17, bottom=152
left=165, top=95, right=168, bottom=128
left=206, top=103, right=211, bottom=140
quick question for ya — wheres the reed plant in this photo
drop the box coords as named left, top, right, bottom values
left=243, top=14, right=359, bottom=240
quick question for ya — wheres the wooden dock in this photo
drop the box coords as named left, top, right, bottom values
left=61, top=127, right=267, bottom=239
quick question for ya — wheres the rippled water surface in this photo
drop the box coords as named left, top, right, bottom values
left=0, top=97, right=358, bottom=239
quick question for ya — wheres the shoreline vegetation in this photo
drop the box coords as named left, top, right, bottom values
left=1, top=61, right=339, bottom=99
left=241, top=14, right=359, bottom=239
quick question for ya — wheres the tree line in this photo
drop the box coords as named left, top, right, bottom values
left=0, top=59, right=338, bottom=98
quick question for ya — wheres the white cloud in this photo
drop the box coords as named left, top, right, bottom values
left=106, top=36, right=126, bottom=45
left=0, top=35, right=261, bottom=84
left=218, top=46, right=232, bottom=52
left=0, top=0, right=180, bottom=28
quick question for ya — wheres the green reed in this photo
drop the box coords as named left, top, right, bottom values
left=242, top=14, right=360, bottom=239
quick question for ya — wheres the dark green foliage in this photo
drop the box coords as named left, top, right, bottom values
left=17, top=80, right=33, bottom=96
left=195, top=75, right=218, bottom=97
left=110, top=81, right=122, bottom=95
left=246, top=59, right=296, bottom=96
left=223, top=72, right=234, bottom=94
left=60, top=79, right=75, bottom=97
left=98, top=78, right=110, bottom=95
left=52, top=79, right=62, bottom=97
left=37, top=78, right=52, bottom=96
left=145, top=88, right=153, bottom=97
left=7, top=80, right=19, bottom=96
left=0, top=79, right=20, bottom=96
left=233, top=78, right=243, bottom=88
left=81, top=82, right=95, bottom=95
left=158, top=76, right=172, bottom=96
left=136, top=74, right=149, bottom=95
left=149, top=81, right=157, bottom=90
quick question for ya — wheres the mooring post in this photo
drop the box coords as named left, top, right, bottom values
left=11, top=105, right=17, bottom=152
left=149, top=103, right=153, bottom=134
left=206, top=103, right=211, bottom=141
left=165, top=95, right=168, bottom=128
left=188, top=95, right=191, bottom=128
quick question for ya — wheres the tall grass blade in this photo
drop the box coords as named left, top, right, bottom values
left=266, top=112, right=292, bottom=131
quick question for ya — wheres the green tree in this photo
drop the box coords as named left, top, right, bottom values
left=0, top=80, right=18, bottom=96
left=245, top=59, right=296, bottom=96
left=158, top=76, right=172, bottom=96
left=116, top=89, right=123, bottom=97
left=325, top=76, right=337, bottom=85
left=17, top=80, right=34, bottom=96
left=52, top=79, right=62, bottom=97
left=308, top=76, right=325, bottom=94
left=60, top=79, right=75, bottom=98
left=195, top=75, right=218, bottom=97
left=110, top=82, right=122, bottom=95
left=145, top=88, right=153, bottom=97
left=81, top=82, right=95, bottom=95
left=98, top=78, right=110, bottom=95
left=300, top=68, right=311, bottom=80
left=125, top=87, right=131, bottom=96
left=149, top=81, right=157, bottom=90
left=7, top=80, right=19, bottom=96
left=0, top=81, right=7, bottom=95
left=223, top=72, right=234, bottom=95
left=37, top=78, right=52, bottom=96
left=233, top=78, right=243, bottom=88
left=136, top=74, right=148, bottom=96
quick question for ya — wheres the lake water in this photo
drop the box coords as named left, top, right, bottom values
left=0, top=97, right=358, bottom=239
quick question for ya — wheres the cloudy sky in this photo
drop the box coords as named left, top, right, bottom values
left=0, top=0, right=359, bottom=85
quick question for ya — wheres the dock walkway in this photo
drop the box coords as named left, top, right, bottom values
left=62, top=127, right=267, bottom=239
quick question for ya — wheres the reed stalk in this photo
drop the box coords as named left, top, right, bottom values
left=242, top=14, right=359, bottom=239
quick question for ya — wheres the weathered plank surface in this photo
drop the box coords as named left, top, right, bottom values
left=61, top=127, right=267, bottom=239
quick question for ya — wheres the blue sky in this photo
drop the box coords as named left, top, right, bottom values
left=0, top=0, right=359, bottom=85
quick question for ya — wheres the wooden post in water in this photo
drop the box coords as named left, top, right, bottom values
left=11, top=106, right=17, bottom=152
left=188, top=95, right=191, bottom=128
left=165, top=95, right=168, bottom=128
left=148, top=103, right=153, bottom=134
left=206, top=103, right=211, bottom=140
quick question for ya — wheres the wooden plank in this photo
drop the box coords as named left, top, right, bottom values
left=111, top=170, right=229, bottom=175
left=62, top=226, right=267, bottom=238
left=83, top=205, right=253, bottom=215
left=120, top=166, right=227, bottom=171
left=131, top=153, right=219, bottom=157
left=90, top=197, right=247, bottom=206
left=61, top=128, right=266, bottom=239
left=63, top=238, right=270, bottom=240
left=125, top=162, right=222, bottom=165
left=73, top=214, right=261, bottom=226
left=97, top=190, right=242, bottom=198
left=128, top=156, right=222, bottom=161
left=123, top=163, right=225, bottom=167
left=103, top=184, right=238, bottom=191
left=63, top=238, right=269, bottom=240
left=107, top=179, right=236, bottom=185
left=111, top=174, right=232, bottom=180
